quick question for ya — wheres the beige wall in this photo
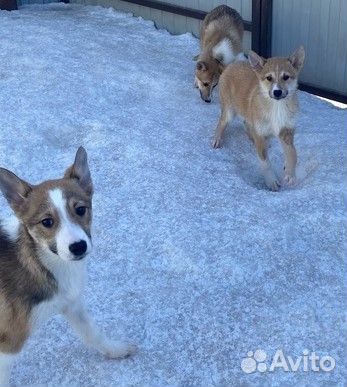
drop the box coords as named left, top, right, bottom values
left=272, top=0, right=347, bottom=95
left=71, top=0, right=252, bottom=51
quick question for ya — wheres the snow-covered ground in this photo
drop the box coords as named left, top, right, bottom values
left=0, top=4, right=346, bottom=386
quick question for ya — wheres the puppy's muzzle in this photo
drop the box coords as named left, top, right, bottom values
left=200, top=90, right=211, bottom=103
left=69, top=240, right=88, bottom=260
left=271, top=89, right=288, bottom=100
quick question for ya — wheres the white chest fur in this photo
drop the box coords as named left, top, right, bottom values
left=256, top=98, right=297, bottom=137
left=31, top=253, right=87, bottom=330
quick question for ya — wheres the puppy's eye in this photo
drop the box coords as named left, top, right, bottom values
left=266, top=75, right=273, bottom=81
left=282, top=74, right=290, bottom=81
left=203, top=82, right=209, bottom=87
left=41, top=218, right=54, bottom=228
left=75, top=206, right=87, bottom=216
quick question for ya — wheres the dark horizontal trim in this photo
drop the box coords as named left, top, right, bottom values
left=299, top=82, right=347, bottom=104
left=0, top=0, right=17, bottom=10
left=121, top=0, right=252, bottom=31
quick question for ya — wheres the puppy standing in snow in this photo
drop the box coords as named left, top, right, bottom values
left=0, top=147, right=135, bottom=386
left=212, top=47, right=305, bottom=191
left=195, top=5, right=244, bottom=103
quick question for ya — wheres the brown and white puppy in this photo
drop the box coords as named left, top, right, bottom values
left=195, top=5, right=244, bottom=103
left=212, top=47, right=305, bottom=191
left=0, top=147, right=135, bottom=387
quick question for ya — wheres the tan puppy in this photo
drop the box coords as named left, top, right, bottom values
left=195, top=5, right=244, bottom=103
left=212, top=47, right=305, bottom=191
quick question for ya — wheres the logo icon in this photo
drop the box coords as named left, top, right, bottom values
left=241, top=349, right=267, bottom=374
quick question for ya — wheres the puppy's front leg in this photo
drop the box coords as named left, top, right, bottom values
left=253, top=131, right=280, bottom=191
left=63, top=302, right=136, bottom=359
left=279, top=127, right=297, bottom=185
left=0, top=353, right=16, bottom=387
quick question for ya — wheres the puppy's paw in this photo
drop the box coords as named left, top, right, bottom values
left=212, top=137, right=222, bottom=149
left=283, top=174, right=296, bottom=186
left=102, top=340, right=137, bottom=359
left=271, top=180, right=281, bottom=191
left=265, top=178, right=281, bottom=192
left=263, top=169, right=280, bottom=191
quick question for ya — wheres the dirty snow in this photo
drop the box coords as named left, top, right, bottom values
left=0, top=4, right=346, bottom=387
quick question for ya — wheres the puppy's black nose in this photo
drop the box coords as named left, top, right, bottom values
left=274, top=89, right=282, bottom=98
left=69, top=240, right=87, bottom=257
left=204, top=99, right=211, bottom=103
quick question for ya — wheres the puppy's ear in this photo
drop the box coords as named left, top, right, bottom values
left=248, top=50, right=265, bottom=72
left=196, top=61, right=208, bottom=71
left=64, top=147, right=93, bottom=196
left=0, top=168, right=32, bottom=213
left=289, top=46, right=305, bottom=72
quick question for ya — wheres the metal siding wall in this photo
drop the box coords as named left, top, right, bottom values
left=69, top=0, right=252, bottom=50
left=18, top=0, right=40, bottom=4
left=18, top=0, right=60, bottom=5
left=272, top=0, right=347, bottom=95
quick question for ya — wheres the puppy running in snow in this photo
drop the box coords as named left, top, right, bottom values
left=212, top=47, right=305, bottom=191
left=195, top=5, right=244, bottom=103
left=0, top=147, right=136, bottom=387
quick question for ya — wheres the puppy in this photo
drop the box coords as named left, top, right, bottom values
left=0, top=147, right=136, bottom=386
left=212, top=47, right=305, bottom=190
left=195, top=4, right=244, bottom=103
